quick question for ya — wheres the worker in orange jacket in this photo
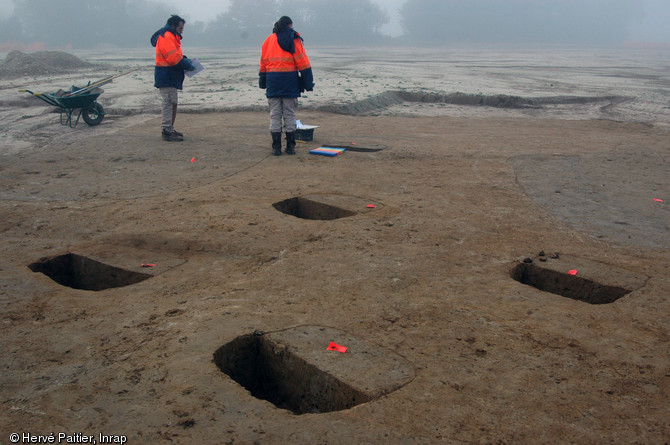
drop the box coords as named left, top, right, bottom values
left=259, top=16, right=314, bottom=155
left=151, top=14, right=195, bottom=142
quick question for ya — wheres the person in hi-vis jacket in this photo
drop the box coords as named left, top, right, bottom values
left=259, top=16, right=314, bottom=155
left=151, top=14, right=195, bottom=142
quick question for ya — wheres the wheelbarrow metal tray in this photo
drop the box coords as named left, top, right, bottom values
left=49, top=87, right=103, bottom=109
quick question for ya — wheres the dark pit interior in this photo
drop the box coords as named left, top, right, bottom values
left=273, top=197, right=356, bottom=220
left=214, top=333, right=371, bottom=414
left=511, top=262, right=630, bottom=304
left=29, top=253, right=151, bottom=291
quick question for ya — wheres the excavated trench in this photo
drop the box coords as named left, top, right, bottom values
left=511, top=262, right=630, bottom=304
left=214, top=326, right=415, bottom=415
left=509, top=254, right=647, bottom=305
left=214, top=333, right=371, bottom=414
left=273, top=197, right=357, bottom=220
left=29, top=253, right=151, bottom=291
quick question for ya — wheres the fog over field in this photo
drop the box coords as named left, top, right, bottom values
left=0, top=0, right=669, bottom=50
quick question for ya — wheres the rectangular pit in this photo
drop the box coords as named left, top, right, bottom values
left=511, top=254, right=647, bottom=304
left=214, top=326, right=414, bottom=414
left=273, top=197, right=356, bottom=220
left=29, top=253, right=152, bottom=291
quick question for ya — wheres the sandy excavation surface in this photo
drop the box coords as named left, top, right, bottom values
left=0, top=46, right=669, bottom=444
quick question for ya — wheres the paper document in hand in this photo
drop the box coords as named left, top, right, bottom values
left=185, top=57, right=205, bottom=78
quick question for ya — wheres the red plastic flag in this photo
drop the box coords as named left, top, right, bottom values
left=568, top=269, right=578, bottom=276
left=327, top=342, right=347, bottom=353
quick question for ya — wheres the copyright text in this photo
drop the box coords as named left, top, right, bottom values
left=9, top=432, right=127, bottom=444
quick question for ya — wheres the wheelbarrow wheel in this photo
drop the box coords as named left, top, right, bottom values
left=82, top=102, right=104, bottom=126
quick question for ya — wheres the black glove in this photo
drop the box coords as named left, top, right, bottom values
left=181, top=56, right=196, bottom=71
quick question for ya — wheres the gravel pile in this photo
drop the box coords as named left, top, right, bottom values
left=0, top=50, right=93, bottom=78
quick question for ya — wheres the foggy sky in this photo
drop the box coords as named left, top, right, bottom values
left=138, top=0, right=670, bottom=42
left=0, top=0, right=669, bottom=43
left=145, top=0, right=670, bottom=42
left=154, top=0, right=408, bottom=37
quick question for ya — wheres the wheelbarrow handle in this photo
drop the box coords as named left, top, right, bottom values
left=19, top=89, right=61, bottom=107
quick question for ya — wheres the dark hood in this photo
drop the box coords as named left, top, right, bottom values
left=151, top=25, right=182, bottom=47
left=275, top=29, right=303, bottom=54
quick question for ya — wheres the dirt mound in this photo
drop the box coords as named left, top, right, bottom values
left=0, top=50, right=93, bottom=78
left=317, top=91, right=405, bottom=115
left=315, top=90, right=630, bottom=116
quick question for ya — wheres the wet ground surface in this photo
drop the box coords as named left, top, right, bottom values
left=0, top=47, right=669, bottom=444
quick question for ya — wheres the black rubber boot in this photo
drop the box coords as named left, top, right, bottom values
left=285, top=131, right=296, bottom=155
left=271, top=132, right=282, bottom=156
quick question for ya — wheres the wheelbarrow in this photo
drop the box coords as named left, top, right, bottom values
left=19, top=67, right=140, bottom=128
left=19, top=86, right=105, bottom=127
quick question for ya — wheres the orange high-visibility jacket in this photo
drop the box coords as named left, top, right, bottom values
left=259, top=31, right=314, bottom=98
left=155, top=28, right=183, bottom=67
left=151, top=25, right=191, bottom=89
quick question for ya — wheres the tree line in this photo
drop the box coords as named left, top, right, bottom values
left=0, top=0, right=389, bottom=49
left=399, top=0, right=640, bottom=46
left=0, top=0, right=639, bottom=50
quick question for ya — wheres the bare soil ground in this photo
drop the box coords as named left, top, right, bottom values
left=0, top=47, right=668, bottom=444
